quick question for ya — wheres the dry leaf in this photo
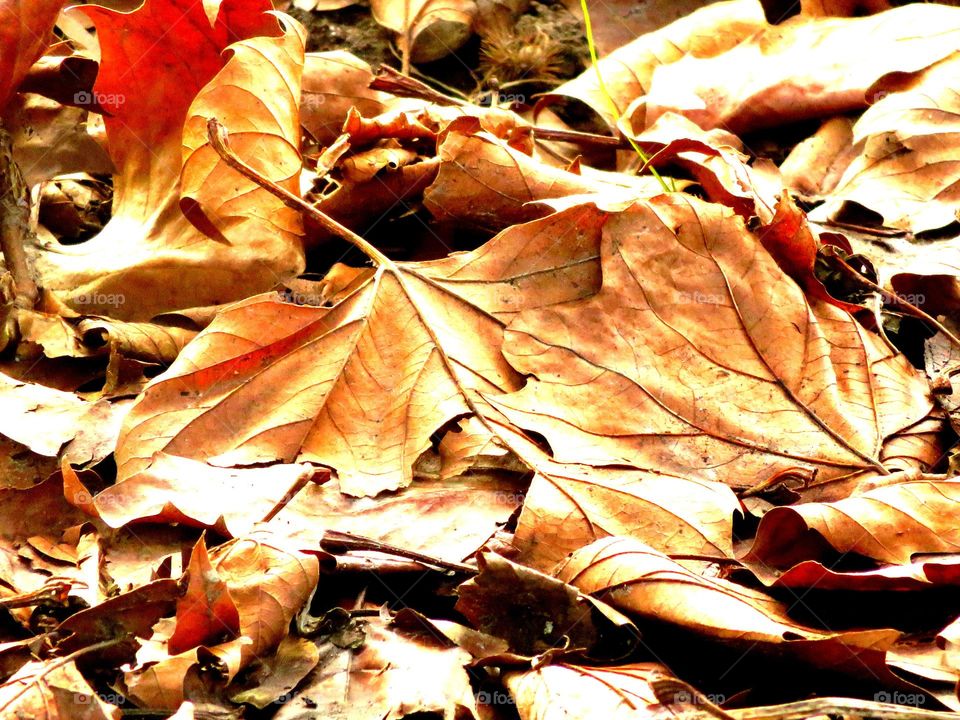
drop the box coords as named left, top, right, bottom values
left=36, top=0, right=305, bottom=319
left=746, top=479, right=960, bottom=568
left=628, top=4, right=960, bottom=135
left=274, top=614, right=480, bottom=720
left=810, top=52, right=960, bottom=234
left=370, top=0, right=477, bottom=63
left=537, top=0, right=766, bottom=129
left=491, top=194, right=943, bottom=495
left=0, top=659, right=120, bottom=720
left=168, top=536, right=241, bottom=656
left=115, top=203, right=608, bottom=496
left=498, top=424, right=740, bottom=571
left=0, top=0, right=64, bottom=108
left=556, top=536, right=901, bottom=679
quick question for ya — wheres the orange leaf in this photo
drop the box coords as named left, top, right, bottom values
left=167, top=535, right=240, bottom=655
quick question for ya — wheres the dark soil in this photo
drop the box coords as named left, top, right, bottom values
left=286, top=0, right=589, bottom=100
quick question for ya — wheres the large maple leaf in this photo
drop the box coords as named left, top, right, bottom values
left=492, top=194, right=944, bottom=496
left=114, top=205, right=607, bottom=496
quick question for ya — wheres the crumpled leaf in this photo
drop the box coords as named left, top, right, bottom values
left=491, top=194, right=943, bottom=496
left=125, top=533, right=319, bottom=710
left=537, top=0, right=765, bottom=129
left=0, top=0, right=63, bottom=108
left=424, top=121, right=664, bottom=233
left=229, top=634, right=319, bottom=709
left=115, top=204, right=608, bottom=496
left=810, top=52, right=960, bottom=234
left=168, top=536, right=241, bottom=655
left=627, top=4, right=960, bottom=135
left=300, top=51, right=392, bottom=145
left=371, top=0, right=477, bottom=63
left=758, top=192, right=860, bottom=312
left=745, top=479, right=960, bottom=568
left=35, top=0, right=305, bottom=320
left=456, top=551, right=639, bottom=658
left=556, top=537, right=900, bottom=679
left=0, top=475, right=92, bottom=607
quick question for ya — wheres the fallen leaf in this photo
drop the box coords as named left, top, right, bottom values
left=499, top=424, right=741, bottom=571
left=745, top=479, right=960, bottom=568
left=810, top=52, right=960, bottom=234
left=537, top=0, right=766, bottom=129
left=115, top=203, right=609, bottom=496
left=301, top=51, right=392, bottom=146
left=36, top=0, right=305, bottom=319
left=491, top=194, right=943, bottom=495
left=274, top=613, right=480, bottom=720
left=456, top=551, right=639, bottom=657
left=504, top=662, right=674, bottom=720
left=91, top=453, right=328, bottom=536
left=556, top=536, right=900, bottom=679
left=168, top=536, right=241, bottom=655
left=0, top=659, right=120, bottom=720
left=370, top=0, right=477, bottom=63
left=125, top=533, right=319, bottom=710
left=0, top=0, right=64, bottom=108
left=627, top=4, right=960, bottom=135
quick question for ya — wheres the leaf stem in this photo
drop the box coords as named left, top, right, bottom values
left=204, top=118, right=392, bottom=268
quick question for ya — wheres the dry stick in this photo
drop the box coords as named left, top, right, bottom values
left=0, top=638, right=123, bottom=713
left=826, top=249, right=960, bottom=350
left=206, top=118, right=390, bottom=267
left=0, top=127, right=38, bottom=309
left=321, top=530, right=476, bottom=575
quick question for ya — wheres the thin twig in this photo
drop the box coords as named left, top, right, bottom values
left=0, top=638, right=123, bottom=713
left=321, top=530, right=476, bottom=575
left=205, top=118, right=390, bottom=267
left=825, top=248, right=960, bottom=350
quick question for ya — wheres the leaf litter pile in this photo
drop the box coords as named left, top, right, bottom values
left=5, top=0, right=960, bottom=717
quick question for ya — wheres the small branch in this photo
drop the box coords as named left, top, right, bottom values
left=372, top=65, right=467, bottom=106
left=824, top=248, right=960, bottom=350
left=321, top=530, right=476, bottom=575
left=205, top=118, right=391, bottom=267
left=0, top=638, right=123, bottom=713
